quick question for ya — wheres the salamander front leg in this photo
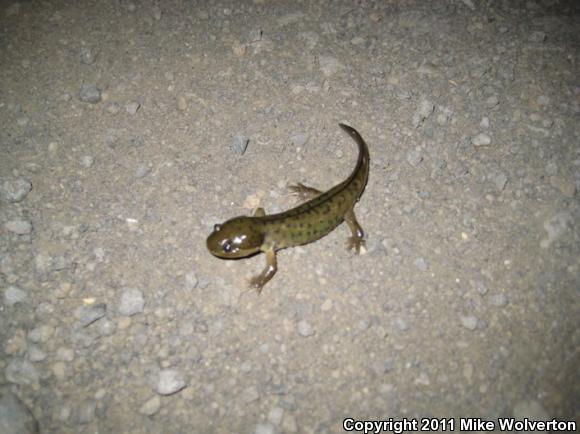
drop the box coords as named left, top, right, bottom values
left=288, top=183, right=322, bottom=202
left=344, top=209, right=366, bottom=254
left=249, top=246, right=278, bottom=293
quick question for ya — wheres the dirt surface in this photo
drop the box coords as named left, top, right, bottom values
left=1, top=0, right=579, bottom=433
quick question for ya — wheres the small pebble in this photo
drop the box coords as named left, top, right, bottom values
left=513, top=399, right=549, bottom=420
left=415, top=371, right=430, bottom=386
left=395, top=317, right=410, bottom=332
left=0, top=389, right=39, bottom=434
left=463, top=362, right=473, bottom=381
left=241, top=386, right=260, bottom=404
left=489, top=294, right=508, bottom=307
left=118, top=288, right=144, bottom=316
left=126, top=101, right=140, bottom=115
left=76, top=304, right=107, bottom=327
left=231, top=134, right=250, bottom=155
left=35, top=302, right=55, bottom=316
left=436, top=113, right=448, bottom=126
left=247, top=28, right=263, bottom=43
left=492, top=172, right=508, bottom=191
left=412, top=99, right=435, bottom=128
left=134, top=164, right=151, bottom=178
left=16, top=117, right=29, bottom=126
left=406, top=147, right=423, bottom=166
left=28, top=325, right=55, bottom=343
left=4, top=286, right=28, bottom=306
left=320, top=298, right=333, bottom=311
left=79, top=85, right=101, bottom=104
left=106, top=102, right=120, bottom=114
left=529, top=31, right=546, bottom=43
left=1, top=177, right=32, bottom=202
left=185, top=271, right=198, bottom=290
left=460, top=315, right=478, bottom=331
left=177, top=95, right=187, bottom=111
left=277, top=12, right=305, bottom=27
left=475, top=281, right=488, bottom=295
left=549, top=176, right=576, bottom=197
left=56, top=348, right=75, bottom=362
left=282, top=414, right=298, bottom=433
left=4, top=219, right=33, bottom=235
left=156, top=369, right=186, bottom=395
left=77, top=399, right=96, bottom=424
left=255, top=423, right=276, bottom=434
left=460, top=0, right=475, bottom=11
left=289, top=133, right=308, bottom=147
left=151, top=6, right=162, bottom=20
left=139, top=396, right=161, bottom=416
left=79, top=47, right=98, bottom=65
left=537, top=95, right=550, bottom=106
left=472, top=133, right=492, bottom=147
left=480, top=116, right=490, bottom=128
left=541, top=211, right=573, bottom=248
left=52, top=362, right=68, bottom=381
left=268, top=406, right=284, bottom=425
left=318, top=55, right=345, bottom=76
left=544, top=161, right=558, bottom=175
left=80, top=156, right=95, bottom=168
left=485, top=95, right=499, bottom=108
left=297, top=320, right=314, bottom=337
left=97, top=318, right=116, bottom=336
left=27, top=345, right=47, bottom=362
left=5, top=359, right=40, bottom=386
left=382, top=359, right=395, bottom=373
left=414, top=257, right=428, bottom=271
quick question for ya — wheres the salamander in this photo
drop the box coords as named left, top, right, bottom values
left=206, top=123, right=370, bottom=292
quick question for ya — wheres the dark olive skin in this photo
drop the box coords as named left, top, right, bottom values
left=206, top=123, right=370, bottom=292
left=206, top=217, right=263, bottom=259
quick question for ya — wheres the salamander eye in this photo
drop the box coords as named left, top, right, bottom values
left=214, top=224, right=222, bottom=232
left=221, top=240, right=232, bottom=253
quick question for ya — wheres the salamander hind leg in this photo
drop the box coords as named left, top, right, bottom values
left=288, top=183, right=322, bottom=203
left=248, top=246, right=278, bottom=293
left=344, top=209, right=366, bottom=254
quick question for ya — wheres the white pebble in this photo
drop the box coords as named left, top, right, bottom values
left=297, top=320, right=314, bottom=337
left=139, top=396, right=161, bottom=415
left=460, top=315, right=478, bottom=330
left=185, top=271, right=198, bottom=289
left=156, top=369, right=186, bottom=395
left=126, top=101, right=140, bottom=115
left=28, top=345, right=47, bottom=362
left=268, top=406, right=284, bottom=425
left=80, top=156, right=95, bottom=168
left=5, top=359, right=40, bottom=386
left=513, top=399, right=549, bottom=420
left=1, top=177, right=32, bottom=202
left=4, top=219, right=32, bottom=235
left=241, top=386, right=260, bottom=403
left=255, top=423, right=276, bottom=434
left=489, top=294, right=508, bottom=307
left=118, top=288, right=144, bottom=316
left=28, top=325, right=55, bottom=343
left=4, top=285, right=28, bottom=306
left=472, top=133, right=492, bottom=146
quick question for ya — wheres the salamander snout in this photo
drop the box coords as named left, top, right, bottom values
left=206, top=217, right=263, bottom=258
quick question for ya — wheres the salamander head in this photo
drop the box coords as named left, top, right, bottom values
left=206, top=217, right=263, bottom=258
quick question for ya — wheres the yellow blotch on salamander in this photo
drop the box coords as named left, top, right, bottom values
left=206, top=123, right=370, bottom=292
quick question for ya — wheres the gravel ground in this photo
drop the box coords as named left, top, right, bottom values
left=1, top=0, right=579, bottom=433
